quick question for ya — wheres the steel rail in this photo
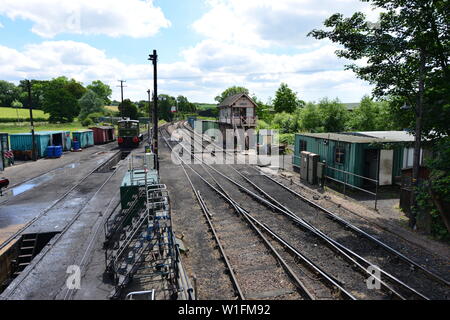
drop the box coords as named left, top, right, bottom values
left=184, top=121, right=447, bottom=292
left=162, top=130, right=355, bottom=300
left=162, top=131, right=245, bottom=300
left=195, top=163, right=316, bottom=300
left=203, top=163, right=408, bottom=299
left=2, top=158, right=122, bottom=299
left=181, top=154, right=354, bottom=300
left=227, top=166, right=429, bottom=300
left=177, top=127, right=430, bottom=299
left=178, top=137, right=405, bottom=299
left=0, top=150, right=123, bottom=252
left=252, top=166, right=450, bottom=288
left=163, top=128, right=317, bottom=299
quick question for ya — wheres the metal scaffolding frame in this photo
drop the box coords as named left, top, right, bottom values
left=103, top=155, right=193, bottom=300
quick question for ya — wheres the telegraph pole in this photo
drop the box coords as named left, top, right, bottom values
left=117, top=80, right=126, bottom=118
left=147, top=89, right=152, bottom=145
left=26, top=80, right=37, bottom=161
left=148, top=50, right=159, bottom=171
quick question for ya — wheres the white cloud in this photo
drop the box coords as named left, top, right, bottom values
left=0, top=39, right=372, bottom=103
left=193, top=0, right=376, bottom=48
left=0, top=0, right=171, bottom=38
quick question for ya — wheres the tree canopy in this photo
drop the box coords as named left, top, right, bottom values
left=0, top=80, right=20, bottom=108
left=273, top=83, right=304, bottom=113
left=309, top=0, right=450, bottom=140
left=79, top=90, right=105, bottom=120
left=215, top=86, right=249, bottom=104
left=42, top=77, right=81, bottom=123
left=118, top=99, right=139, bottom=120
left=87, top=80, right=112, bottom=105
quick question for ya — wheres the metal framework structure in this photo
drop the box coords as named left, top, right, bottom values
left=104, top=156, right=193, bottom=300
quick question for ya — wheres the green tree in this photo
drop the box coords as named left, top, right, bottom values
left=87, top=80, right=112, bottom=105
left=42, top=78, right=80, bottom=123
left=158, top=95, right=177, bottom=122
left=272, top=112, right=299, bottom=134
left=348, top=96, right=403, bottom=131
left=300, top=103, right=323, bottom=132
left=18, top=80, right=48, bottom=110
left=79, top=90, right=105, bottom=120
left=426, top=137, right=450, bottom=234
left=0, top=80, right=20, bottom=107
left=252, top=95, right=273, bottom=122
left=309, top=0, right=450, bottom=228
left=348, top=96, right=379, bottom=131
left=273, top=83, right=304, bottom=113
left=65, top=78, right=86, bottom=100
left=317, top=98, right=348, bottom=132
left=215, top=86, right=249, bottom=104
left=137, top=100, right=150, bottom=118
left=118, top=99, right=139, bottom=120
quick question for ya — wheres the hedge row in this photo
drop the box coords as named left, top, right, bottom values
left=0, top=118, right=48, bottom=123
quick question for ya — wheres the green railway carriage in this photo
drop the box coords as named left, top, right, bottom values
left=293, top=132, right=413, bottom=188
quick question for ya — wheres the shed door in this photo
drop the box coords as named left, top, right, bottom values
left=379, top=149, right=394, bottom=186
left=0, top=142, right=3, bottom=171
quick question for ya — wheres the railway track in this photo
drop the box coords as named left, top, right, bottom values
left=165, top=121, right=450, bottom=300
left=234, top=165, right=450, bottom=299
left=163, top=126, right=364, bottom=300
left=162, top=129, right=312, bottom=300
left=0, top=150, right=126, bottom=298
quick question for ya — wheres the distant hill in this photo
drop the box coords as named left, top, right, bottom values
left=195, top=103, right=217, bottom=110
left=105, top=105, right=119, bottom=112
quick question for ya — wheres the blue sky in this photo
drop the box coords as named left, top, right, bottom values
left=0, top=0, right=378, bottom=104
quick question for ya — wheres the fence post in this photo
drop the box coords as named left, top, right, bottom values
left=375, top=179, right=379, bottom=211
left=343, top=170, right=347, bottom=197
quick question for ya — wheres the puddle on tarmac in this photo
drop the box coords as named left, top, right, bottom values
left=63, top=163, right=80, bottom=169
left=3, top=162, right=81, bottom=199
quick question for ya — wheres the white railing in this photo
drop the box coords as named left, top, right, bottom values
left=219, top=116, right=257, bottom=126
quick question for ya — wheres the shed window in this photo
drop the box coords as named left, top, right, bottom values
left=335, top=144, right=345, bottom=164
left=299, top=140, right=307, bottom=152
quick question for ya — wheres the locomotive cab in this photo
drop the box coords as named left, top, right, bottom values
left=117, top=119, right=142, bottom=148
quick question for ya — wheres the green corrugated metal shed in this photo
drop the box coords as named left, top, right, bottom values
left=40, top=130, right=72, bottom=151
left=293, top=132, right=408, bottom=187
left=72, top=130, right=94, bottom=148
left=9, top=132, right=52, bottom=158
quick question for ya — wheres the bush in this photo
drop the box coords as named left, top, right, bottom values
left=272, top=112, right=299, bottom=134
left=256, top=120, right=271, bottom=130
left=86, top=112, right=105, bottom=123
left=81, top=118, right=94, bottom=127
left=279, top=133, right=295, bottom=145
left=415, top=183, right=450, bottom=242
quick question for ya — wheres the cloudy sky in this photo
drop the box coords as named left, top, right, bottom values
left=0, top=0, right=380, bottom=104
